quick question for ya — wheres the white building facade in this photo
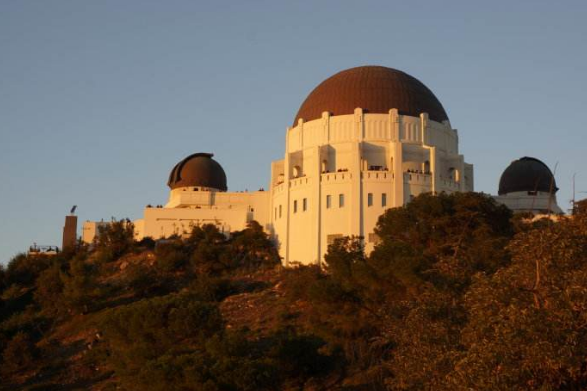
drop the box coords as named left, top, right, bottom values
left=271, top=108, right=473, bottom=265
left=86, top=65, right=573, bottom=265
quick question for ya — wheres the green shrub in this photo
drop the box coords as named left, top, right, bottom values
left=5, top=253, right=52, bottom=287
left=124, top=262, right=168, bottom=297
left=60, top=256, right=102, bottom=314
left=137, top=236, right=156, bottom=250
left=188, top=275, right=234, bottom=302
left=34, top=264, right=65, bottom=317
left=155, top=239, right=189, bottom=272
left=1, top=331, right=38, bottom=375
left=227, top=221, right=280, bottom=271
left=95, top=219, right=135, bottom=262
left=0, top=305, right=47, bottom=339
left=99, top=293, right=223, bottom=380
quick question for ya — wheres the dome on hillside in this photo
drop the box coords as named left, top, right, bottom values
left=167, top=153, right=227, bottom=191
left=498, top=156, right=557, bottom=195
left=294, top=66, right=449, bottom=126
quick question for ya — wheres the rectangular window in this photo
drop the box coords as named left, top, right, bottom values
left=382, top=193, right=387, bottom=207
left=303, top=198, right=307, bottom=211
left=367, top=193, right=373, bottom=207
left=326, top=195, right=331, bottom=209
left=279, top=204, right=282, bottom=218
left=293, top=200, right=298, bottom=213
left=339, top=194, right=344, bottom=207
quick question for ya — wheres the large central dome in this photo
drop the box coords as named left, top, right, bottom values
left=294, top=66, right=449, bottom=126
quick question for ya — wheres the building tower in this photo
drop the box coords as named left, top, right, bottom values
left=269, top=66, right=474, bottom=265
left=62, top=206, right=78, bottom=250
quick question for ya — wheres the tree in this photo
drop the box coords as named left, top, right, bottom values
left=373, top=192, right=513, bottom=291
left=448, top=212, right=587, bottom=390
left=227, top=221, right=280, bottom=270
left=95, top=219, right=135, bottom=262
left=1, top=331, right=38, bottom=376
left=34, top=263, right=65, bottom=317
left=285, top=192, right=516, bottom=389
left=5, top=253, right=52, bottom=287
left=99, top=293, right=224, bottom=390
left=60, top=255, right=102, bottom=314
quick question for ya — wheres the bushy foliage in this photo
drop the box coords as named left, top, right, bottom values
left=281, top=192, right=517, bottom=389
left=32, top=253, right=103, bottom=317
left=5, top=194, right=587, bottom=390
left=154, top=238, right=190, bottom=272
left=34, top=263, right=65, bottom=317
left=5, top=253, right=53, bottom=287
left=97, top=292, right=335, bottom=391
left=95, top=219, right=135, bottom=262
left=372, top=192, right=513, bottom=291
left=99, top=293, right=223, bottom=379
left=187, top=224, right=229, bottom=275
left=227, top=221, right=281, bottom=270
left=278, top=193, right=587, bottom=390
left=60, top=255, right=102, bottom=314
left=448, top=209, right=587, bottom=390
left=187, top=275, right=234, bottom=302
left=124, top=262, right=166, bottom=297
left=1, top=331, right=38, bottom=376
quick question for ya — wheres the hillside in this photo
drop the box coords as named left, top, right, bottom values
left=1, top=194, right=587, bottom=390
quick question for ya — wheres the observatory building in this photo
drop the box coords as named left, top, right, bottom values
left=495, top=156, right=563, bottom=214
left=82, top=66, right=560, bottom=265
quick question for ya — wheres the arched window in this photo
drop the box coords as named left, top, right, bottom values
left=449, top=167, right=460, bottom=182
left=424, top=160, right=430, bottom=173
left=293, top=165, right=301, bottom=178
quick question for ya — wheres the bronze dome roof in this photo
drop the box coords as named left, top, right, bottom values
left=167, top=153, right=227, bottom=191
left=294, top=66, right=449, bottom=126
left=498, top=157, right=558, bottom=195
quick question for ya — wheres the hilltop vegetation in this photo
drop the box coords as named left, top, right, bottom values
left=1, top=193, right=587, bottom=390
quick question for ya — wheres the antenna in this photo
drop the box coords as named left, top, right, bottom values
left=70, top=205, right=77, bottom=215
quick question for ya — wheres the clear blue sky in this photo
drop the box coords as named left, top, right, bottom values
left=1, top=0, right=586, bottom=264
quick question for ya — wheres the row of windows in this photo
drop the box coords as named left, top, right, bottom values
left=367, top=193, right=387, bottom=207
left=275, top=192, right=388, bottom=219
left=293, top=198, right=308, bottom=213
left=325, top=194, right=345, bottom=208
left=275, top=198, right=308, bottom=219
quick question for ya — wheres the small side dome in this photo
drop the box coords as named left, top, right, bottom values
left=167, top=153, right=227, bottom=191
left=498, top=156, right=558, bottom=195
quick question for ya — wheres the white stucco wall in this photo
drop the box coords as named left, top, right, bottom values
left=494, top=191, right=563, bottom=214
left=83, top=108, right=475, bottom=266
left=271, top=108, right=474, bottom=265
